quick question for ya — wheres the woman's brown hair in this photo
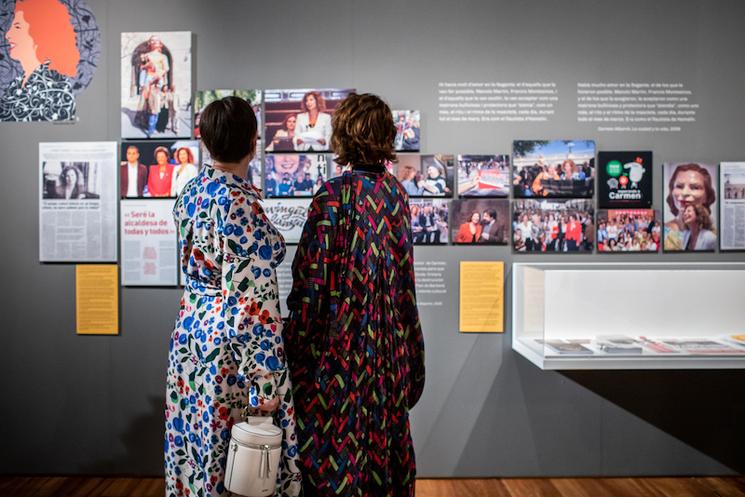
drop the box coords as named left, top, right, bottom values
left=331, top=93, right=396, bottom=167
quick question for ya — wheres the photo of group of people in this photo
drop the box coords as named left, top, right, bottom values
left=393, top=110, right=421, bottom=151
left=597, top=209, right=660, bottom=252
left=264, top=88, right=354, bottom=152
left=512, top=140, right=595, bottom=198
left=121, top=32, right=192, bottom=139
left=512, top=199, right=594, bottom=252
left=451, top=199, right=508, bottom=245
left=663, top=163, right=718, bottom=252
left=119, top=141, right=200, bottom=198
left=457, top=155, right=510, bottom=197
left=411, top=199, right=449, bottom=244
left=264, top=154, right=328, bottom=197
left=395, top=154, right=454, bottom=197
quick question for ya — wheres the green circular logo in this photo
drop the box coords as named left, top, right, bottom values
left=606, top=160, right=622, bottom=177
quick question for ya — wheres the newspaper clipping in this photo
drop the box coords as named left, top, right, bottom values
left=721, top=162, right=745, bottom=251
left=120, top=199, right=178, bottom=286
left=39, top=142, right=118, bottom=262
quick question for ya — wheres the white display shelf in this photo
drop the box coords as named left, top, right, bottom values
left=511, top=262, right=745, bottom=370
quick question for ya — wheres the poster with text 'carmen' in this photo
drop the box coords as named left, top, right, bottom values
left=39, top=141, right=117, bottom=262
left=120, top=199, right=177, bottom=286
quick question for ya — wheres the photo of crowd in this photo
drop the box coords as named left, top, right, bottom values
left=42, top=161, right=100, bottom=200
left=410, top=199, right=449, bottom=244
left=194, top=89, right=261, bottom=138
left=264, top=88, right=354, bottom=152
left=264, top=154, right=328, bottom=197
left=395, top=154, right=454, bottom=197
left=393, top=110, right=421, bottom=151
left=451, top=199, right=508, bottom=245
left=457, top=155, right=510, bottom=197
left=120, top=141, right=200, bottom=198
left=512, top=199, right=594, bottom=252
left=663, top=163, right=718, bottom=252
left=597, top=209, right=660, bottom=252
left=512, top=140, right=595, bottom=198
left=121, top=32, right=192, bottom=139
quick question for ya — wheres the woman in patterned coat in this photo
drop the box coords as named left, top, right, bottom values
left=165, top=96, right=302, bottom=497
left=285, top=93, right=425, bottom=497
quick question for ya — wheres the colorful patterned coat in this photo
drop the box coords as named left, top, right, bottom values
left=165, top=165, right=302, bottom=497
left=285, top=166, right=425, bottom=497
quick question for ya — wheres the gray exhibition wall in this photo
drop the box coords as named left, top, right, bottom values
left=2, top=0, right=745, bottom=477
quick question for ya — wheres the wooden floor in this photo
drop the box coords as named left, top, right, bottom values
left=1, top=477, right=744, bottom=497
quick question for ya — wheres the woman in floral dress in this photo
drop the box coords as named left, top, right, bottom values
left=285, top=93, right=425, bottom=497
left=165, top=96, right=302, bottom=497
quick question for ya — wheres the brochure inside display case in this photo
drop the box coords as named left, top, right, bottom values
left=512, top=262, right=745, bottom=369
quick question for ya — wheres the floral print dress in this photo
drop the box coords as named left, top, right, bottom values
left=285, top=166, right=425, bottom=497
left=165, top=165, right=302, bottom=497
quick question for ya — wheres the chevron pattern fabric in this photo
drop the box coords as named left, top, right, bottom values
left=285, top=167, right=425, bottom=497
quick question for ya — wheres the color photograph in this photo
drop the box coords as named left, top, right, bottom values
left=194, top=89, right=262, bottom=138
left=121, top=31, right=192, bottom=139
left=0, top=0, right=100, bottom=122
left=395, top=154, right=454, bottom=197
left=512, top=199, right=594, bottom=252
left=264, top=88, right=354, bottom=152
left=512, top=140, right=595, bottom=198
left=411, top=199, right=449, bottom=245
left=393, top=109, right=421, bottom=151
left=451, top=199, right=509, bottom=244
left=120, top=140, right=200, bottom=198
left=663, top=162, right=718, bottom=252
left=457, top=154, right=510, bottom=197
left=264, top=153, right=328, bottom=197
left=597, top=209, right=660, bottom=252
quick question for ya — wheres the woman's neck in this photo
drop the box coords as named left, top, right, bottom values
left=20, top=56, right=43, bottom=87
left=213, top=158, right=248, bottom=178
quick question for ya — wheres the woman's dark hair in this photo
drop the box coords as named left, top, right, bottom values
left=332, top=93, right=396, bottom=167
left=200, top=96, right=257, bottom=163
left=666, top=163, right=716, bottom=216
left=301, top=91, right=326, bottom=113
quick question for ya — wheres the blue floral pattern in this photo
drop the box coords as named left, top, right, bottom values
left=165, top=165, right=302, bottom=497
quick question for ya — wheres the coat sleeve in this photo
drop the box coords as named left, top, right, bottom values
left=399, top=200, right=425, bottom=408
left=284, top=187, right=337, bottom=373
left=220, top=195, right=287, bottom=410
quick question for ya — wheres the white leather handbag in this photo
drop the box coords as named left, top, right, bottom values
left=224, top=415, right=282, bottom=497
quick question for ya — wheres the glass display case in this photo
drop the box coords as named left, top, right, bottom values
left=512, top=262, right=745, bottom=369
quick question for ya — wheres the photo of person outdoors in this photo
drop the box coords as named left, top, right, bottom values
left=263, top=153, right=328, bottom=197
left=264, top=88, right=354, bottom=152
left=0, top=0, right=100, bottom=122
left=663, top=162, right=718, bottom=252
left=458, top=154, right=510, bottom=197
left=194, top=89, right=261, bottom=138
left=42, top=161, right=100, bottom=199
left=451, top=199, right=509, bottom=245
left=410, top=199, right=449, bottom=244
left=119, top=140, right=199, bottom=198
left=392, top=109, right=421, bottom=151
left=394, top=154, right=454, bottom=197
left=597, top=209, right=660, bottom=252
left=512, top=140, right=596, bottom=198
left=121, top=31, right=191, bottom=138
left=512, top=199, right=594, bottom=252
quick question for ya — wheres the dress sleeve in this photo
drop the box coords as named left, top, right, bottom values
left=220, top=194, right=287, bottom=410
left=399, top=200, right=425, bottom=408
left=284, top=187, right=337, bottom=370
